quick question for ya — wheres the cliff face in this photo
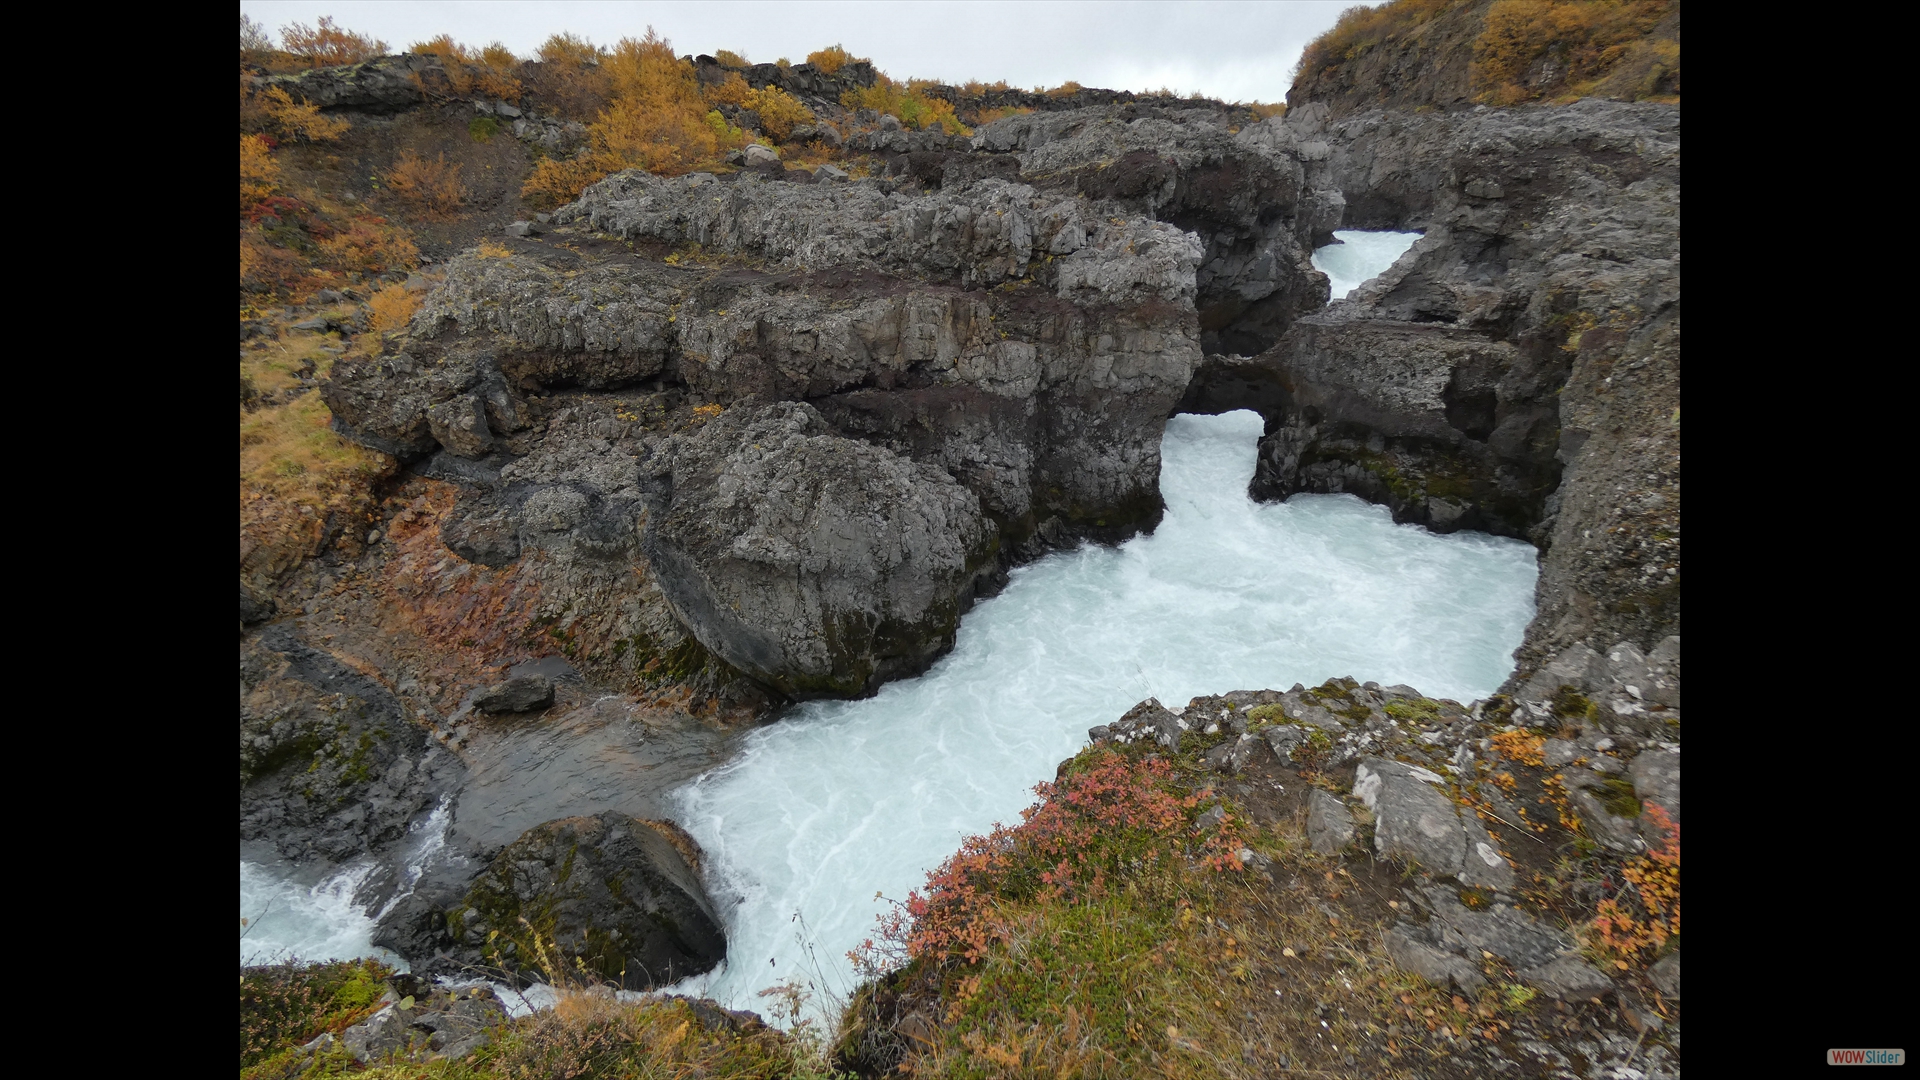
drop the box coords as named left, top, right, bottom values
left=1236, top=99, right=1680, bottom=687
left=322, top=170, right=1205, bottom=699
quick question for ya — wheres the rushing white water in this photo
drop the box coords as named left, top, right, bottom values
left=238, top=795, right=456, bottom=969
left=666, top=410, right=1536, bottom=1017
left=1312, top=229, right=1423, bottom=300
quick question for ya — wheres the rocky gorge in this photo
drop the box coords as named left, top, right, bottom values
left=241, top=18, right=1678, bottom=1077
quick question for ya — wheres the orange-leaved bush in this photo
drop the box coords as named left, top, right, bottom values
left=842, top=76, right=970, bottom=135
left=1586, top=803, right=1679, bottom=969
left=240, top=135, right=279, bottom=212
left=410, top=34, right=522, bottom=100
left=861, top=749, right=1249, bottom=970
left=318, top=218, right=419, bottom=275
left=279, top=16, right=387, bottom=67
left=241, top=81, right=349, bottom=144
left=522, top=28, right=739, bottom=209
left=806, top=44, right=863, bottom=74
left=1471, top=0, right=1676, bottom=105
left=365, top=283, right=421, bottom=336
left=383, top=151, right=468, bottom=218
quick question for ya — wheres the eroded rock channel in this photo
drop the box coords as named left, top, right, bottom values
left=242, top=95, right=1678, bottom=1030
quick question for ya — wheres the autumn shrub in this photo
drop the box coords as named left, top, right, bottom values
left=365, top=282, right=421, bottom=336
left=1585, top=803, right=1679, bottom=969
left=522, top=28, right=736, bottom=208
left=861, top=749, right=1248, bottom=971
left=1294, top=0, right=1458, bottom=80
left=318, top=217, right=419, bottom=274
left=239, top=958, right=391, bottom=1069
left=713, top=49, right=751, bottom=68
left=240, top=135, right=280, bottom=211
left=743, top=85, right=815, bottom=140
left=240, top=14, right=273, bottom=53
left=841, top=77, right=970, bottom=135
left=1471, top=0, right=1675, bottom=104
left=279, top=16, right=387, bottom=67
left=806, top=44, right=862, bottom=74
left=1043, top=80, right=1084, bottom=98
left=411, top=34, right=523, bottom=101
left=240, top=229, right=304, bottom=294
left=970, top=105, right=1033, bottom=126
left=526, top=33, right=612, bottom=121
left=241, top=81, right=350, bottom=143
left=383, top=150, right=468, bottom=218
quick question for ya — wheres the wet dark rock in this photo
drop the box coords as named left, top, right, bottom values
left=239, top=626, right=463, bottom=863
left=445, top=811, right=726, bottom=990
left=471, top=674, right=554, bottom=714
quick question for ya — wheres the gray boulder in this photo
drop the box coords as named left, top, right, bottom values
left=1649, top=950, right=1680, bottom=999
left=743, top=143, right=781, bottom=166
left=471, top=674, right=554, bottom=714
left=448, top=811, right=726, bottom=990
left=1107, top=698, right=1186, bottom=751
left=639, top=400, right=996, bottom=698
left=426, top=394, right=493, bottom=458
left=1306, top=788, right=1355, bottom=854
left=1353, top=757, right=1465, bottom=879
left=1630, top=746, right=1680, bottom=831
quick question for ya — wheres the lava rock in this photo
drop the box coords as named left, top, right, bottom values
left=639, top=399, right=996, bottom=698
left=470, top=675, right=554, bottom=713
left=448, top=811, right=726, bottom=990
left=1307, top=788, right=1356, bottom=854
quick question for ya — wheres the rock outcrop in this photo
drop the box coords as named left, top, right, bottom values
left=640, top=399, right=996, bottom=697
left=428, top=811, right=727, bottom=990
left=1208, top=99, right=1680, bottom=687
left=240, top=626, right=463, bottom=863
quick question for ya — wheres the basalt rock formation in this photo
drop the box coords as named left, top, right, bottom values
left=409, top=811, right=727, bottom=990
left=639, top=399, right=997, bottom=697
left=1234, top=99, right=1680, bottom=685
left=324, top=169, right=1206, bottom=699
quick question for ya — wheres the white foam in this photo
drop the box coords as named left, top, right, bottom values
left=666, top=410, right=1535, bottom=1020
left=1312, top=229, right=1423, bottom=300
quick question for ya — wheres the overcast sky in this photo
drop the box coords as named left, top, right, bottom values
left=241, top=1, right=1358, bottom=105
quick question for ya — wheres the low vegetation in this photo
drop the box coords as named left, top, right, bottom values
left=1294, top=0, right=1679, bottom=109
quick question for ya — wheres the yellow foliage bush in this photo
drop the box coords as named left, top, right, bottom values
left=240, top=135, right=279, bottom=211
left=743, top=86, right=814, bottom=140
left=702, top=71, right=753, bottom=107
left=410, top=34, right=522, bottom=100
left=1472, top=0, right=1674, bottom=104
left=365, top=283, right=421, bottom=336
left=240, top=230, right=304, bottom=293
left=842, top=77, right=971, bottom=135
left=970, top=106, right=1033, bottom=127
left=806, top=44, right=863, bottom=73
left=714, top=49, right=750, bottom=69
left=383, top=151, right=468, bottom=218
left=241, top=82, right=350, bottom=143
left=528, top=33, right=611, bottom=120
left=279, top=16, right=387, bottom=67
left=318, top=219, right=419, bottom=274
left=522, top=28, right=739, bottom=209
left=1295, top=0, right=1457, bottom=79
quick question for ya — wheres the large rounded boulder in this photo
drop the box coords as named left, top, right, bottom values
left=640, top=399, right=998, bottom=698
left=448, top=812, right=726, bottom=990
